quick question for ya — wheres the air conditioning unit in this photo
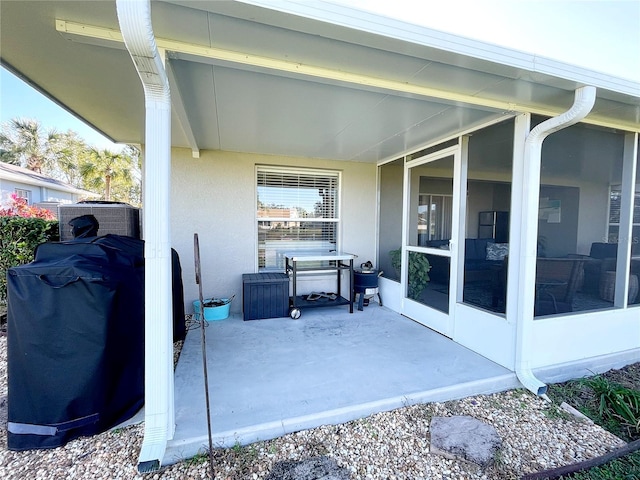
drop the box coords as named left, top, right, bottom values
left=58, top=202, right=141, bottom=241
left=34, top=202, right=60, bottom=219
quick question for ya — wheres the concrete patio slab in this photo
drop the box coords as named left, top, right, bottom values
left=163, top=305, right=520, bottom=465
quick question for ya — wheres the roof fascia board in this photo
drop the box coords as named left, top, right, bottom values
left=237, top=0, right=640, bottom=98
left=56, top=19, right=640, bottom=133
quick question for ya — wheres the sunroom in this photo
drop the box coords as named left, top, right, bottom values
left=377, top=114, right=640, bottom=375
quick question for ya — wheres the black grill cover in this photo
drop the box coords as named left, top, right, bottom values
left=170, top=248, right=186, bottom=343
left=6, top=235, right=148, bottom=450
left=35, top=235, right=185, bottom=341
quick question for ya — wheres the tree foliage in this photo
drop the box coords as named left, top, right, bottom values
left=1, top=118, right=141, bottom=205
left=81, top=148, right=133, bottom=201
left=0, top=118, right=62, bottom=173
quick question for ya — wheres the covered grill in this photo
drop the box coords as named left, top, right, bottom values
left=353, top=262, right=383, bottom=311
left=6, top=235, right=186, bottom=451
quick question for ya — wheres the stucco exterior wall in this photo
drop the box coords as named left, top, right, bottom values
left=170, top=148, right=377, bottom=314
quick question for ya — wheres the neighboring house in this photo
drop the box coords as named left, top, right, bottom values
left=2, top=0, right=639, bottom=470
left=0, top=161, right=98, bottom=215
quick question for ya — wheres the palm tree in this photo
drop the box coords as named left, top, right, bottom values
left=52, top=131, right=91, bottom=186
left=0, top=130, right=18, bottom=165
left=80, top=148, right=133, bottom=201
left=0, top=118, right=61, bottom=173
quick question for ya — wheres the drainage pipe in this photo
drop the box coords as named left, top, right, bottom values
left=116, top=0, right=173, bottom=473
left=515, top=86, right=596, bottom=396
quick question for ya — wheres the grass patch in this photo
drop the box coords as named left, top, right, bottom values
left=185, top=451, right=209, bottom=466
left=558, top=449, right=640, bottom=479
left=548, top=364, right=640, bottom=479
left=541, top=403, right=574, bottom=422
left=549, top=372, right=640, bottom=442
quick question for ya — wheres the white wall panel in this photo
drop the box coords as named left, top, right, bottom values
left=453, top=304, right=515, bottom=369
left=531, top=309, right=640, bottom=369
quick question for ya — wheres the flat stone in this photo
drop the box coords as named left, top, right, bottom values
left=430, top=415, right=502, bottom=467
left=265, top=456, right=351, bottom=480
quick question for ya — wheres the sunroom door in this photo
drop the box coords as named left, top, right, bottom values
left=402, top=145, right=462, bottom=337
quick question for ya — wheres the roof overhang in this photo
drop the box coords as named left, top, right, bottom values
left=1, top=0, right=639, bottom=163
left=0, top=163, right=99, bottom=197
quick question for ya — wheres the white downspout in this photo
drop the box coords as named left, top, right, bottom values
left=515, top=85, right=596, bottom=395
left=116, top=0, right=174, bottom=472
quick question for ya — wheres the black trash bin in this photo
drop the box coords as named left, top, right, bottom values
left=7, top=235, right=145, bottom=450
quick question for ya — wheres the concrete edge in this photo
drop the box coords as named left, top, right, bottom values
left=161, top=372, right=520, bottom=466
left=148, top=349, right=640, bottom=467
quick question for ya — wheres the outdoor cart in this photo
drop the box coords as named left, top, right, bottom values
left=284, top=251, right=356, bottom=318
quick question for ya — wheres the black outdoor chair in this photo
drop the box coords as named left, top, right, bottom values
left=534, top=257, right=584, bottom=316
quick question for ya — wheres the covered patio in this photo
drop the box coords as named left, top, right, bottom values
left=2, top=0, right=638, bottom=472
left=164, top=304, right=517, bottom=465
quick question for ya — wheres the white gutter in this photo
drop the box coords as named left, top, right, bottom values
left=515, top=85, right=596, bottom=396
left=116, top=0, right=174, bottom=473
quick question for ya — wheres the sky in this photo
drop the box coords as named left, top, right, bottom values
left=0, top=68, right=124, bottom=151
left=1, top=0, right=639, bottom=152
left=336, top=0, right=640, bottom=82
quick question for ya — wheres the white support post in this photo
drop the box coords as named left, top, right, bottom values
left=615, top=133, right=639, bottom=306
left=116, top=0, right=173, bottom=472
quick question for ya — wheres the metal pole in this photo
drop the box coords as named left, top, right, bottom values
left=194, top=233, right=215, bottom=478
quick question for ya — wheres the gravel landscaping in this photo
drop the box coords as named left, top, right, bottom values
left=0, top=332, right=631, bottom=479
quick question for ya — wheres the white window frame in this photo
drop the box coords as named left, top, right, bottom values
left=256, top=165, right=341, bottom=272
left=14, top=188, right=32, bottom=205
left=418, top=193, right=453, bottom=243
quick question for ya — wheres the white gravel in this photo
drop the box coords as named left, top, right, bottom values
left=0, top=335, right=626, bottom=479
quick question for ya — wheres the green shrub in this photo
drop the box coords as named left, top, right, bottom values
left=0, top=216, right=59, bottom=303
left=390, top=248, right=432, bottom=300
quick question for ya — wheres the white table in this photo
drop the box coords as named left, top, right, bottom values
left=284, top=251, right=356, bottom=318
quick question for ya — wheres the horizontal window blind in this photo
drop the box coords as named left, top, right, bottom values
left=609, top=188, right=640, bottom=224
left=257, top=167, right=340, bottom=270
left=609, top=189, right=621, bottom=224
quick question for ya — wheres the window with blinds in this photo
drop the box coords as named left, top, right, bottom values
left=257, top=166, right=340, bottom=270
left=608, top=185, right=640, bottom=243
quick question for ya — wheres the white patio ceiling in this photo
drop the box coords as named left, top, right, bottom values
left=2, top=0, right=639, bottom=163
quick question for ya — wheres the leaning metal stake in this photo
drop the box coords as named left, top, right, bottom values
left=194, top=233, right=215, bottom=478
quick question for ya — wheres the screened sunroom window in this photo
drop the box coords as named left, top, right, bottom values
left=257, top=166, right=340, bottom=271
